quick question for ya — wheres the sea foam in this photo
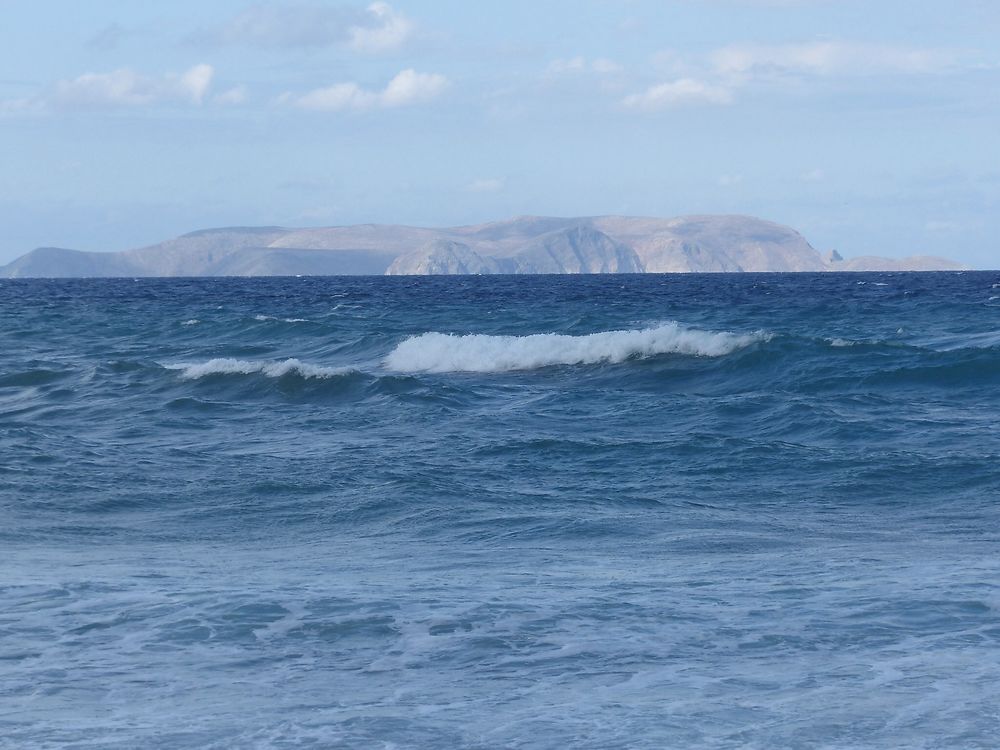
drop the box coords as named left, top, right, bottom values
left=165, top=358, right=351, bottom=380
left=254, top=315, right=309, bottom=323
left=385, top=323, right=766, bottom=373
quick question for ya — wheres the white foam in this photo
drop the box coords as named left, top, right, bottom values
left=164, top=358, right=351, bottom=380
left=254, top=315, right=308, bottom=323
left=828, top=338, right=857, bottom=347
left=181, top=319, right=200, bottom=326
left=385, top=322, right=767, bottom=373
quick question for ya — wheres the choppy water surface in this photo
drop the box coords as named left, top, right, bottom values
left=2, top=272, right=1000, bottom=749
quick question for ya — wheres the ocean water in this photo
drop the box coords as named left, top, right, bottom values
left=2, top=272, right=1000, bottom=749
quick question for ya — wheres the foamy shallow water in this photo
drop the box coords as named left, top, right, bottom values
left=2, top=273, right=1000, bottom=748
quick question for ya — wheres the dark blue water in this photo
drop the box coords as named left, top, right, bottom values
left=2, top=273, right=1000, bottom=749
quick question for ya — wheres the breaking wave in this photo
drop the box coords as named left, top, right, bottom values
left=385, top=322, right=768, bottom=373
left=165, top=358, right=353, bottom=380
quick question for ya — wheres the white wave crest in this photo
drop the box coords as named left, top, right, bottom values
left=254, top=315, right=309, bottom=323
left=385, top=323, right=767, bottom=373
left=165, top=358, right=351, bottom=380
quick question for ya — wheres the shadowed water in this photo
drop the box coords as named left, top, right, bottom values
left=2, top=272, right=999, bottom=748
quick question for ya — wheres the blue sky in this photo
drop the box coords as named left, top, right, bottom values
left=1, top=0, right=999, bottom=267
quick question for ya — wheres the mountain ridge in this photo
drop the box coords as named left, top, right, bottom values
left=0, top=215, right=966, bottom=277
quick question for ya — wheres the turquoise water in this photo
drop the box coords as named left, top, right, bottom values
left=2, top=273, right=1000, bottom=748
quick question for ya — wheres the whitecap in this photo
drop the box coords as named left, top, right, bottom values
left=385, top=322, right=768, bottom=374
left=164, top=358, right=352, bottom=380
left=828, top=338, right=857, bottom=347
left=181, top=319, right=200, bottom=326
left=253, top=315, right=308, bottom=323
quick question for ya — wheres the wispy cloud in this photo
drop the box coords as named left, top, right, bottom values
left=622, top=40, right=970, bottom=113
left=215, top=85, right=249, bottom=106
left=218, top=1, right=412, bottom=52
left=547, top=57, right=623, bottom=75
left=281, top=69, right=449, bottom=112
left=711, top=41, right=954, bottom=79
left=0, top=64, right=245, bottom=114
left=86, top=23, right=128, bottom=51
left=51, top=64, right=215, bottom=109
left=622, top=78, right=734, bottom=110
left=0, top=98, right=41, bottom=116
left=347, top=2, right=413, bottom=53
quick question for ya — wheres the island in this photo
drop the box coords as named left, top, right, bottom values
left=0, top=215, right=964, bottom=278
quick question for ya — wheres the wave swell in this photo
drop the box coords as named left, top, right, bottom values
left=385, top=323, right=767, bottom=373
left=165, top=358, right=352, bottom=380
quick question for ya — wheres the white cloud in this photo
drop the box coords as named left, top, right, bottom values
left=220, top=2, right=411, bottom=52
left=718, top=174, right=743, bottom=187
left=467, top=178, right=504, bottom=193
left=380, top=69, right=449, bottom=106
left=0, top=64, right=253, bottom=115
left=622, top=78, right=734, bottom=110
left=215, top=85, right=249, bottom=105
left=617, top=40, right=960, bottom=114
left=711, top=41, right=952, bottom=79
left=801, top=168, right=825, bottom=182
left=284, top=69, right=448, bottom=112
left=55, top=69, right=155, bottom=107
left=548, top=56, right=623, bottom=75
left=291, top=82, right=377, bottom=111
left=179, top=64, right=214, bottom=104
left=52, top=64, right=216, bottom=109
left=348, top=2, right=413, bottom=53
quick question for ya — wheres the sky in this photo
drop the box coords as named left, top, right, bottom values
left=1, top=0, right=999, bottom=267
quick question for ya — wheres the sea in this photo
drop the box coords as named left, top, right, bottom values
left=2, top=271, right=1000, bottom=749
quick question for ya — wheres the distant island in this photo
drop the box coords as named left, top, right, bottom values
left=0, top=215, right=964, bottom=278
